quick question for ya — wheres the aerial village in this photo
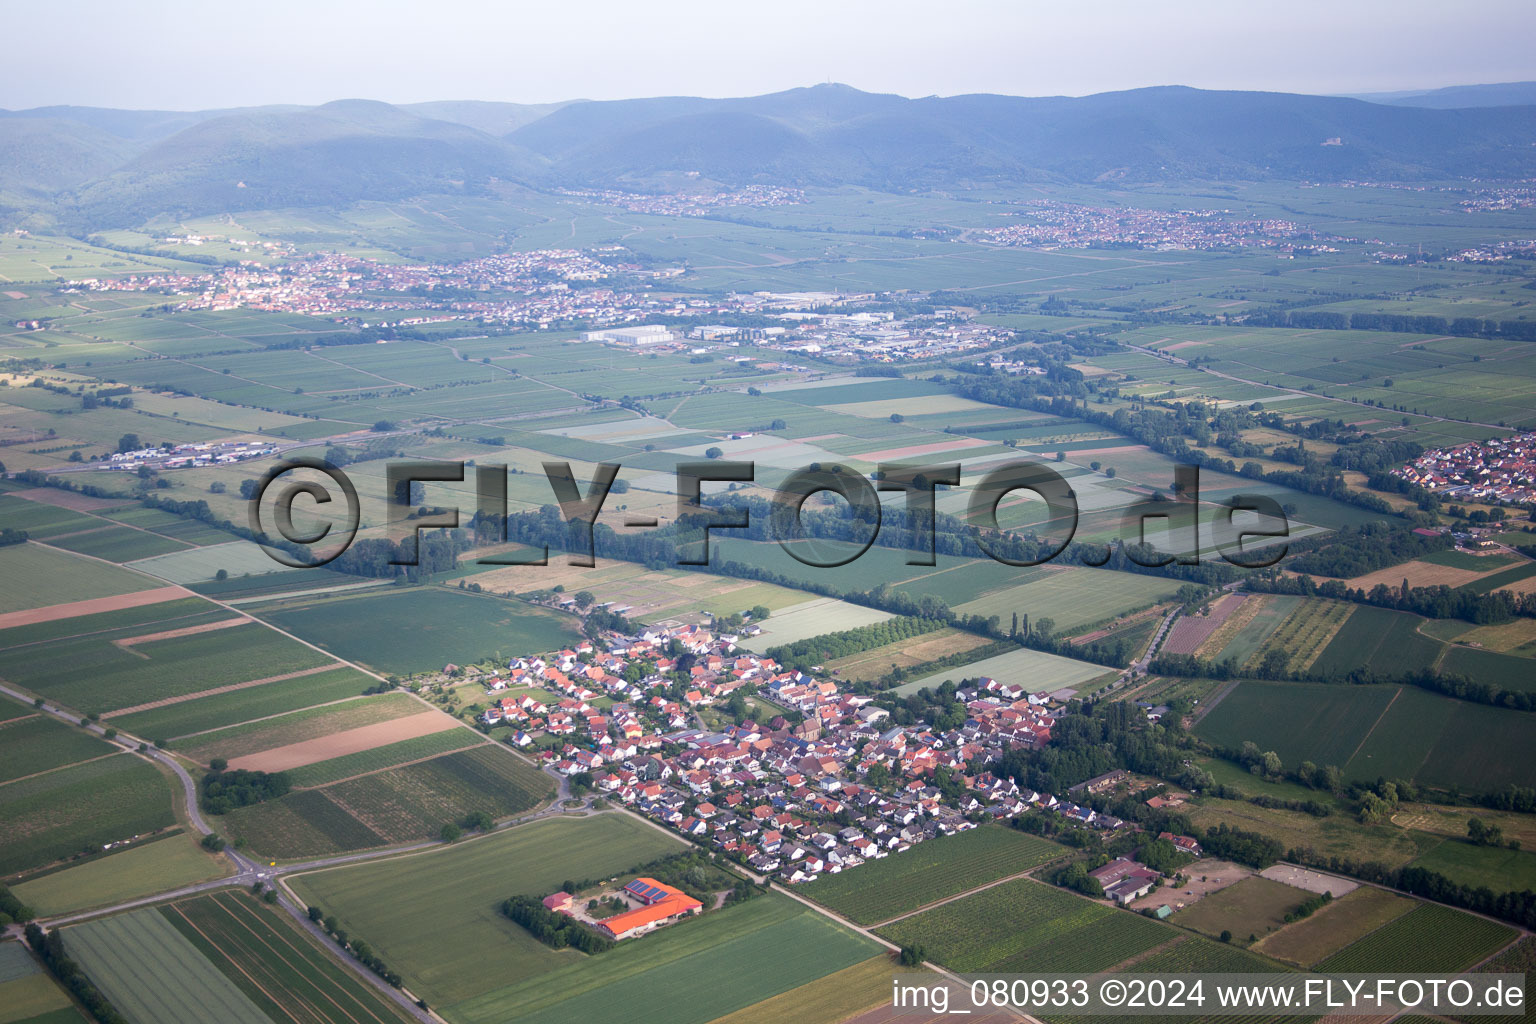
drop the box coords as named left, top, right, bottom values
left=473, top=618, right=1175, bottom=894
left=1392, top=431, right=1536, bottom=507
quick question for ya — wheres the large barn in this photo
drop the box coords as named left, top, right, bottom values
left=597, top=878, right=703, bottom=940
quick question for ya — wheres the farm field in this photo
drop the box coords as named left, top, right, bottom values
left=1206, top=595, right=1298, bottom=668
left=897, top=646, right=1114, bottom=697
left=43, top=525, right=190, bottom=562
left=822, top=627, right=992, bottom=683
left=1169, top=876, right=1312, bottom=945
left=0, top=941, right=83, bottom=1024
left=255, top=587, right=584, bottom=674
left=1310, top=605, right=1442, bottom=678
left=0, top=753, right=176, bottom=874
left=225, top=709, right=463, bottom=773
left=62, top=908, right=273, bottom=1024
left=173, top=692, right=422, bottom=764
left=798, top=825, right=1065, bottom=925
left=1196, top=680, right=1536, bottom=792
left=1184, top=795, right=1437, bottom=869
left=1252, top=885, right=1416, bottom=966
left=0, top=543, right=160, bottom=613
left=701, top=956, right=896, bottom=1024
left=0, top=615, right=336, bottom=715
left=1438, top=644, right=1536, bottom=692
left=290, top=814, right=694, bottom=1006
left=222, top=744, right=553, bottom=856
left=1160, top=593, right=1248, bottom=655
left=951, top=567, right=1181, bottom=633
left=740, top=596, right=894, bottom=648
left=11, top=833, right=229, bottom=916
left=1246, top=598, right=1354, bottom=674
left=111, top=666, right=378, bottom=740
left=0, top=714, right=115, bottom=784
left=160, top=890, right=416, bottom=1024
left=877, top=877, right=1174, bottom=974
left=450, top=892, right=881, bottom=1024
left=284, top=728, right=483, bottom=788
left=1313, top=902, right=1517, bottom=973
left=1409, top=838, right=1536, bottom=894
left=125, top=541, right=301, bottom=584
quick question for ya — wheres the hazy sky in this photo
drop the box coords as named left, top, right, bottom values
left=4, top=0, right=1534, bottom=110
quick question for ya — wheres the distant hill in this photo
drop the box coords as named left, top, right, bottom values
left=3, top=83, right=1536, bottom=229
left=62, top=100, right=546, bottom=226
left=1353, top=82, right=1536, bottom=109
left=402, top=100, right=577, bottom=137
left=510, top=84, right=1536, bottom=188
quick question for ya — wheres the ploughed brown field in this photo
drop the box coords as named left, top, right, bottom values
left=0, top=586, right=191, bottom=629
left=227, top=710, right=463, bottom=772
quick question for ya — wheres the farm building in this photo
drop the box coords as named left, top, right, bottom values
left=598, top=878, right=703, bottom=940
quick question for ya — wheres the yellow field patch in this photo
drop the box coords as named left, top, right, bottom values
left=1347, top=558, right=1502, bottom=591
left=1440, top=617, right=1536, bottom=652
left=705, top=956, right=900, bottom=1024
left=0, top=972, right=73, bottom=1024
left=825, top=628, right=992, bottom=683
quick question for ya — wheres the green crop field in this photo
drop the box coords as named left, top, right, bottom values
left=0, top=942, right=80, bottom=1024
left=1170, top=876, right=1314, bottom=945
left=1314, top=903, right=1517, bottom=973
left=225, top=744, right=552, bottom=856
left=0, top=596, right=216, bottom=650
left=799, top=825, right=1065, bottom=924
left=12, top=834, right=228, bottom=916
left=111, top=666, right=378, bottom=739
left=1438, top=645, right=1536, bottom=692
left=286, top=729, right=483, bottom=788
left=43, top=526, right=189, bottom=562
left=1209, top=595, right=1299, bottom=668
left=0, top=497, right=104, bottom=540
left=174, top=692, right=420, bottom=762
left=1254, top=886, right=1417, bottom=966
left=898, top=645, right=1114, bottom=696
left=877, top=877, right=1173, bottom=974
left=0, top=619, right=336, bottom=715
left=1409, top=838, right=1536, bottom=894
left=0, top=544, right=160, bottom=613
left=744, top=597, right=894, bottom=649
left=255, top=587, right=584, bottom=674
left=1340, top=686, right=1536, bottom=792
left=0, top=714, right=115, bottom=784
left=0, top=754, right=175, bottom=874
left=951, top=567, right=1181, bottom=632
left=1196, top=681, right=1536, bottom=792
left=125, top=541, right=306, bottom=584
left=160, top=890, right=415, bottom=1024
left=1421, top=548, right=1517, bottom=571
left=62, top=909, right=272, bottom=1024
left=1312, top=605, right=1442, bottom=678
left=291, top=814, right=691, bottom=1006
left=1196, top=681, right=1393, bottom=771
left=1459, top=561, right=1536, bottom=595
left=453, top=893, right=880, bottom=1024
